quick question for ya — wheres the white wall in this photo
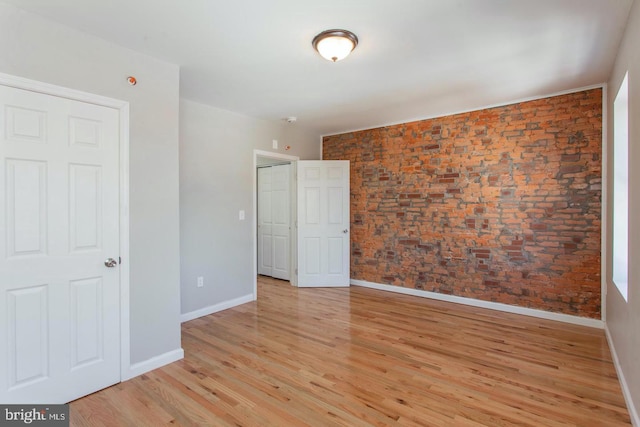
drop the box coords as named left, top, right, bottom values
left=0, top=3, right=182, bottom=367
left=179, top=99, right=320, bottom=318
left=606, top=0, right=640, bottom=423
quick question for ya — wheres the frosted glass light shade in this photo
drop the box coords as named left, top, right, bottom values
left=312, top=30, right=358, bottom=62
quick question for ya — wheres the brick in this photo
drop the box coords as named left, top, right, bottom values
left=559, top=165, right=584, bottom=174
left=561, top=154, right=581, bottom=162
left=398, top=239, right=420, bottom=245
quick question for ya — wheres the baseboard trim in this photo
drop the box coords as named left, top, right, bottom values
left=124, top=348, right=184, bottom=381
left=605, top=326, right=640, bottom=426
left=351, top=279, right=604, bottom=329
left=180, top=294, right=255, bottom=323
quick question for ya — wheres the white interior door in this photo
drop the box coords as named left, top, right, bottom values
left=297, top=160, right=350, bottom=287
left=257, top=164, right=291, bottom=280
left=0, top=84, right=121, bottom=403
left=271, top=164, right=290, bottom=280
left=257, top=167, right=273, bottom=276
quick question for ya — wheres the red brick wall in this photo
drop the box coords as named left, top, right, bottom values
left=323, top=89, right=602, bottom=318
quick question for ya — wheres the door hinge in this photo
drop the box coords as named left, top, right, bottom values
left=119, top=256, right=122, bottom=265
left=295, top=269, right=298, bottom=275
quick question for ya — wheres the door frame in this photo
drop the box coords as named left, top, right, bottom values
left=253, top=149, right=299, bottom=298
left=0, top=72, right=131, bottom=380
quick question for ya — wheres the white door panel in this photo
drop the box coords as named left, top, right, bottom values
left=297, top=161, right=350, bottom=287
left=262, top=235, right=273, bottom=271
left=7, top=285, right=48, bottom=388
left=6, top=159, right=47, bottom=256
left=0, top=85, right=120, bottom=403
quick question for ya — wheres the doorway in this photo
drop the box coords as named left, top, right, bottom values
left=252, top=152, right=352, bottom=298
left=253, top=150, right=299, bottom=298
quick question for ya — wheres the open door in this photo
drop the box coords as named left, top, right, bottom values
left=297, top=160, right=350, bottom=287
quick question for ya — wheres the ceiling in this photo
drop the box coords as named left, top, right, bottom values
left=4, top=0, right=632, bottom=135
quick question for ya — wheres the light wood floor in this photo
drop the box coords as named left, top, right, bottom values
left=70, top=276, right=630, bottom=426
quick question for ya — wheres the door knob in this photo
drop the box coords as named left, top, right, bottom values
left=104, top=258, right=118, bottom=268
left=343, top=229, right=349, bottom=234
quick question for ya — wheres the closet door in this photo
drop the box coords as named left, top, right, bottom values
left=0, top=83, right=122, bottom=403
left=257, top=164, right=291, bottom=280
left=270, top=164, right=290, bottom=280
left=257, top=167, right=273, bottom=276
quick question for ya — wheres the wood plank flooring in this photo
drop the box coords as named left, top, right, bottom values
left=70, top=276, right=631, bottom=426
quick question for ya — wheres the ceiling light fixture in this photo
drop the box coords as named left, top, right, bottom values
left=312, top=29, right=358, bottom=62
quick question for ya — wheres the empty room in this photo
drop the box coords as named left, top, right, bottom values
left=0, top=0, right=638, bottom=426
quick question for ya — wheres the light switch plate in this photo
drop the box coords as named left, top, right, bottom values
left=239, top=210, right=245, bottom=220
left=272, top=139, right=278, bottom=149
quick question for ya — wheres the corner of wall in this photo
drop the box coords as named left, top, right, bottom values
left=124, top=348, right=184, bottom=381
left=605, top=325, right=640, bottom=426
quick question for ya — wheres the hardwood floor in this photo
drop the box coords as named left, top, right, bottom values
left=70, top=276, right=630, bottom=426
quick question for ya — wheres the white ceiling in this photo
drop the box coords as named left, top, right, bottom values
left=4, top=0, right=632, bottom=135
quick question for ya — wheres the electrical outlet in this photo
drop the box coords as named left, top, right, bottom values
left=197, top=276, right=204, bottom=288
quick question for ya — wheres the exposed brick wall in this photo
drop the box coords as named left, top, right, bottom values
left=323, top=89, right=602, bottom=318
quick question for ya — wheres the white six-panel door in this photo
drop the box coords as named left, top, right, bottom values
left=0, top=85, right=121, bottom=403
left=297, top=161, right=350, bottom=287
left=258, top=164, right=291, bottom=281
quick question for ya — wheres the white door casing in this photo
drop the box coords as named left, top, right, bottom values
left=257, top=164, right=291, bottom=281
left=297, top=160, right=350, bottom=287
left=0, top=84, right=122, bottom=403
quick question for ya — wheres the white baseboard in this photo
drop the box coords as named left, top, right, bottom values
left=605, top=326, right=640, bottom=426
left=180, top=294, right=255, bottom=323
left=351, top=279, right=604, bottom=329
left=124, top=348, right=184, bottom=380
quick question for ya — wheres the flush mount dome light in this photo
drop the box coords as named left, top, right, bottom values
left=312, top=29, right=358, bottom=62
